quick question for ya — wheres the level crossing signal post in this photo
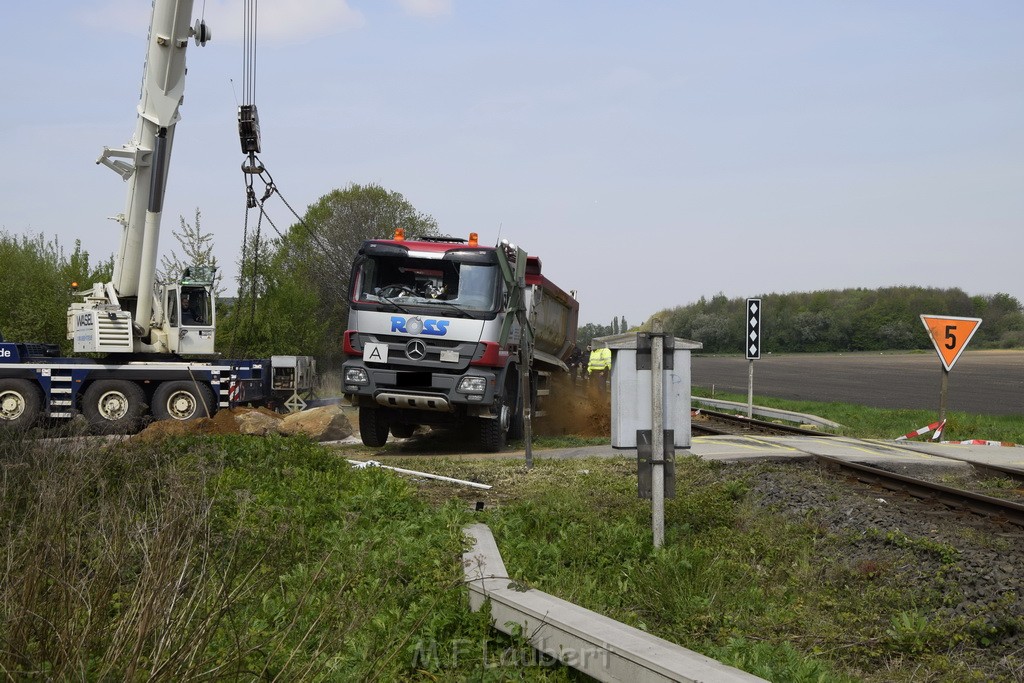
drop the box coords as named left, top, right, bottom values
left=745, top=298, right=761, bottom=419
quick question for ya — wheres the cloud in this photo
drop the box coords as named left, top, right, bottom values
left=397, top=0, right=452, bottom=19
left=80, top=0, right=364, bottom=44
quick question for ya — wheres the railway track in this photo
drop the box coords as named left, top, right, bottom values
left=812, top=454, right=1024, bottom=527
left=690, top=408, right=835, bottom=438
left=691, top=407, right=1024, bottom=527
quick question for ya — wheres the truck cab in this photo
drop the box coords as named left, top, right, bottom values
left=342, top=231, right=579, bottom=452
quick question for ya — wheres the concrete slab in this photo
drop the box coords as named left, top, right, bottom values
left=773, top=436, right=963, bottom=465
left=463, top=523, right=768, bottom=683
left=886, top=439, right=1024, bottom=471
left=431, top=433, right=1020, bottom=477
left=530, top=436, right=976, bottom=476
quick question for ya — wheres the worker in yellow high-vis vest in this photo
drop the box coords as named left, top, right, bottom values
left=587, top=344, right=612, bottom=389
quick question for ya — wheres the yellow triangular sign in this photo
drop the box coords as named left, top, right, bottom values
left=919, top=315, right=982, bottom=372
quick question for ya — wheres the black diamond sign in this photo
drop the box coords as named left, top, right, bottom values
left=746, top=298, right=761, bottom=360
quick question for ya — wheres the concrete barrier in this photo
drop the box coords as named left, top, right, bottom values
left=693, top=397, right=841, bottom=429
left=463, top=523, right=768, bottom=682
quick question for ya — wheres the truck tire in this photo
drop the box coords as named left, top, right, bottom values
left=480, top=413, right=507, bottom=452
left=506, top=370, right=525, bottom=441
left=480, top=386, right=514, bottom=452
left=0, top=378, right=43, bottom=430
left=390, top=423, right=416, bottom=439
left=359, top=407, right=390, bottom=447
left=153, top=381, right=215, bottom=422
left=82, top=380, right=147, bottom=434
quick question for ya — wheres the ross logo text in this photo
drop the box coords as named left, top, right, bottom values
left=390, top=316, right=450, bottom=336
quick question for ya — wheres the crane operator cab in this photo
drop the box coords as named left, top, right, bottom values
left=163, top=266, right=216, bottom=355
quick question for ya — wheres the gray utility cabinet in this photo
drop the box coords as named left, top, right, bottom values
left=602, top=332, right=703, bottom=449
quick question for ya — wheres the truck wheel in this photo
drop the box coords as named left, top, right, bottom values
left=390, top=423, right=416, bottom=439
left=480, top=415, right=507, bottom=453
left=0, top=379, right=43, bottom=430
left=359, top=408, right=390, bottom=447
left=506, top=371, right=524, bottom=441
left=82, top=380, right=147, bottom=434
left=480, top=389, right=513, bottom=453
left=153, top=381, right=215, bottom=422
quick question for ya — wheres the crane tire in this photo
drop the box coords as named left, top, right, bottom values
left=153, top=381, right=215, bottom=422
left=82, top=380, right=147, bottom=435
left=0, top=378, right=43, bottom=431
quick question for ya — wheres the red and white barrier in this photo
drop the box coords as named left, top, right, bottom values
left=895, top=419, right=946, bottom=441
left=939, top=440, right=1021, bottom=447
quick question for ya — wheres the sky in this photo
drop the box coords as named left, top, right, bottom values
left=1, top=1, right=1022, bottom=327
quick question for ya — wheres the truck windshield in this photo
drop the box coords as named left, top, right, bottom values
left=354, top=255, right=499, bottom=313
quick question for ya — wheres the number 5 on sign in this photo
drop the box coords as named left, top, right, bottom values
left=920, top=315, right=982, bottom=372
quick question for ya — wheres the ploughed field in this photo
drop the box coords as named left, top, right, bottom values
left=690, top=350, right=1024, bottom=416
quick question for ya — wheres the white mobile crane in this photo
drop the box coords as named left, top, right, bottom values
left=69, top=0, right=214, bottom=356
left=0, top=0, right=314, bottom=433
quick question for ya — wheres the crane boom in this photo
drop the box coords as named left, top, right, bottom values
left=72, top=0, right=212, bottom=355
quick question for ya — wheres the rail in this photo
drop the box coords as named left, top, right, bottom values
left=813, top=454, right=1024, bottom=527
left=692, top=408, right=839, bottom=438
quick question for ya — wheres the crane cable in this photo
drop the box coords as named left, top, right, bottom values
left=234, top=0, right=361, bottom=354
left=234, top=0, right=264, bottom=352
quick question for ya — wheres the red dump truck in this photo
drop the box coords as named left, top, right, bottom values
left=341, top=231, right=579, bottom=451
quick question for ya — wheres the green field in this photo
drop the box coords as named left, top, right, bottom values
left=691, top=387, right=1024, bottom=444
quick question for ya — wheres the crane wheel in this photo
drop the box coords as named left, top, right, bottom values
left=82, top=380, right=147, bottom=435
left=0, top=379, right=43, bottom=431
left=153, top=381, right=215, bottom=422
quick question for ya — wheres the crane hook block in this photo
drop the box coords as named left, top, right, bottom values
left=238, top=104, right=262, bottom=155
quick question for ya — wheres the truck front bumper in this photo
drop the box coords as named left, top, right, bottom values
left=341, top=361, right=500, bottom=415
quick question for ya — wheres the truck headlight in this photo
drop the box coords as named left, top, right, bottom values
left=457, top=376, right=487, bottom=394
left=345, top=367, right=369, bottom=385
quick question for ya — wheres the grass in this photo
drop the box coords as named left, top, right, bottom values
left=692, top=387, right=1024, bottom=443
left=377, top=454, right=1023, bottom=682
left=0, top=433, right=566, bottom=680
left=3, top=386, right=1023, bottom=681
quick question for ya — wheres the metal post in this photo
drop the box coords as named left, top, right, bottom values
left=522, top=341, right=533, bottom=469
left=746, top=359, right=754, bottom=419
left=939, top=366, right=949, bottom=424
left=651, top=320, right=665, bottom=549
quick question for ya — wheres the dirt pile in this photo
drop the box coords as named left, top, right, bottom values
left=539, top=376, right=611, bottom=437
left=133, top=405, right=352, bottom=443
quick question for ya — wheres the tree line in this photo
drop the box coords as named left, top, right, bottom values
left=0, top=234, right=111, bottom=353
left=653, top=288, right=1024, bottom=354
left=218, top=183, right=438, bottom=366
left=577, top=316, right=629, bottom=349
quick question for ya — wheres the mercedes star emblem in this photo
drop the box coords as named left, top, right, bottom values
left=406, top=339, right=426, bottom=361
